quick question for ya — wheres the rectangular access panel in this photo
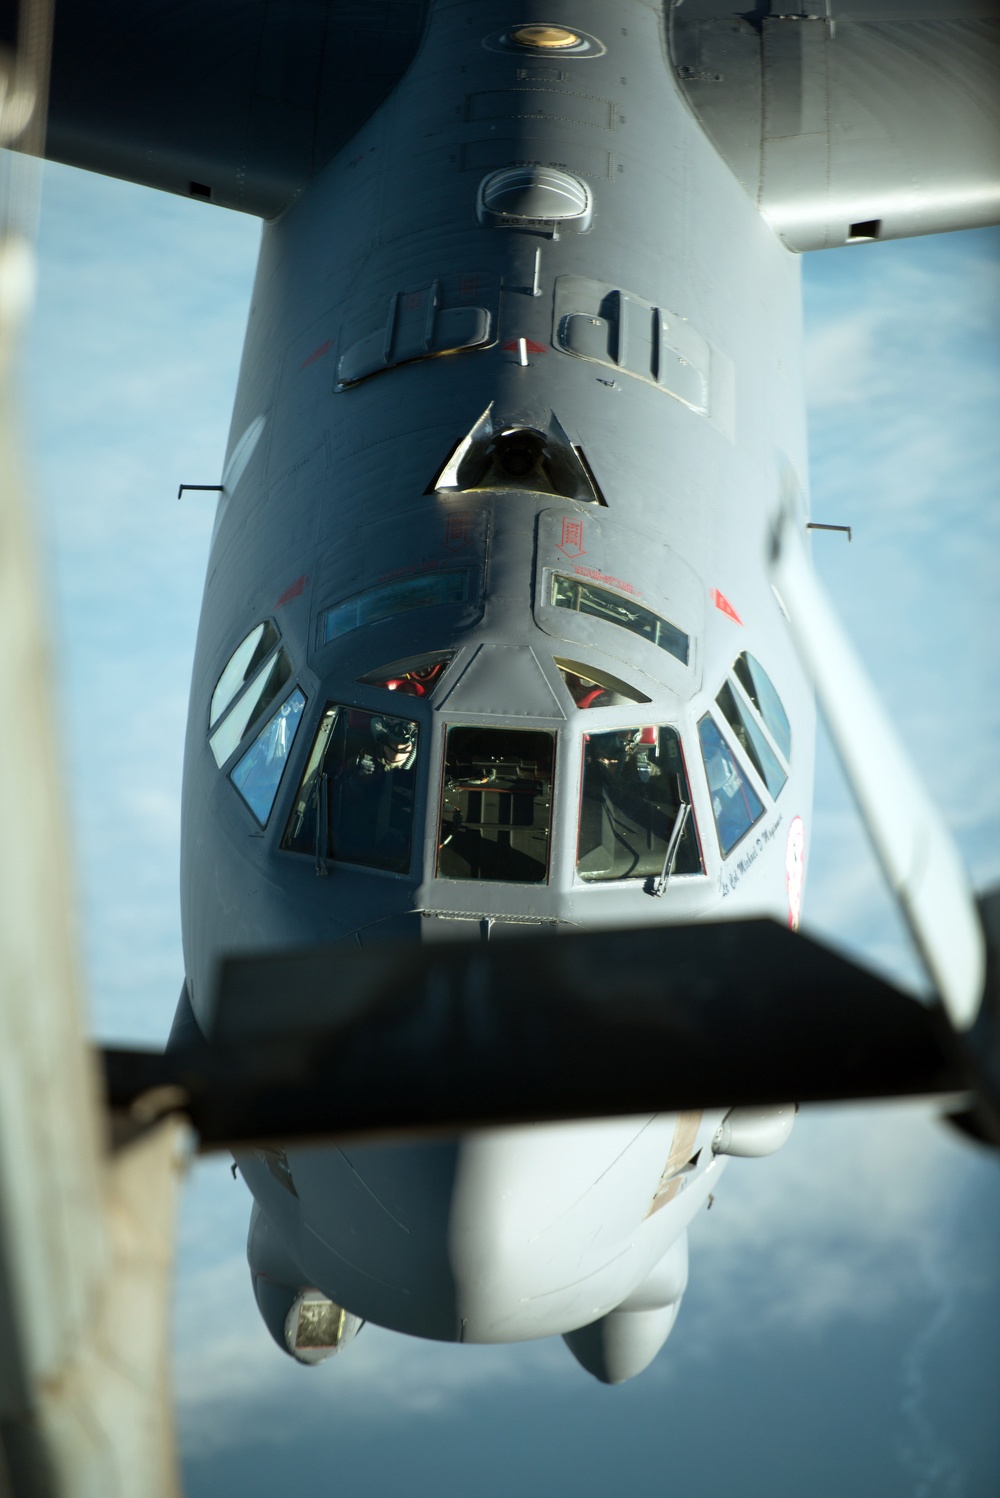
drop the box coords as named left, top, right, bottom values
left=337, top=273, right=500, bottom=387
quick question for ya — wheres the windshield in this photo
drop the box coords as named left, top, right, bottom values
left=715, top=680, right=787, bottom=798
left=357, top=651, right=455, bottom=698
left=438, top=726, right=554, bottom=883
left=732, top=652, right=791, bottom=761
left=318, top=571, right=477, bottom=647
left=282, top=705, right=419, bottom=873
left=578, top=725, right=702, bottom=882
left=229, top=689, right=306, bottom=825
left=555, top=657, right=651, bottom=708
left=210, top=647, right=293, bottom=767
left=697, top=713, right=764, bottom=856
left=550, top=573, right=689, bottom=665
left=210, top=620, right=279, bottom=728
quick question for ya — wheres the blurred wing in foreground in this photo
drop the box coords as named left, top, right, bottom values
left=0, top=11, right=186, bottom=1494
left=103, top=917, right=971, bottom=1148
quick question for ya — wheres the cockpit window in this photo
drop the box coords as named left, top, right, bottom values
left=357, top=650, right=455, bottom=698
left=578, top=726, right=702, bottom=882
left=210, top=621, right=279, bottom=728
left=550, top=574, right=689, bottom=665
left=282, top=705, right=419, bottom=873
left=555, top=658, right=651, bottom=709
left=438, top=727, right=554, bottom=883
left=229, top=688, right=306, bottom=825
left=715, top=681, right=787, bottom=799
left=210, top=648, right=293, bottom=767
left=318, top=570, right=477, bottom=648
left=732, top=652, right=791, bottom=761
left=697, top=713, right=764, bottom=856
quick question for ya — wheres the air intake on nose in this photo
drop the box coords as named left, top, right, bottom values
left=429, top=406, right=606, bottom=503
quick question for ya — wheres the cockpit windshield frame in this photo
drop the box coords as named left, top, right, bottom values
left=437, top=725, right=556, bottom=885
left=282, top=703, right=422, bottom=875
left=547, top=571, right=690, bottom=666
left=576, top=723, right=703, bottom=884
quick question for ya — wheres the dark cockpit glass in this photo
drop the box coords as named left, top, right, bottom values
left=210, top=647, right=293, bottom=767
left=732, top=652, right=791, bottom=761
left=357, top=650, right=455, bottom=699
left=550, top=574, right=689, bottom=665
left=282, top=705, right=419, bottom=873
left=697, top=713, right=764, bottom=856
left=317, top=571, right=476, bottom=648
left=577, top=726, right=702, bottom=882
left=229, top=688, right=306, bottom=825
left=555, top=657, right=651, bottom=709
left=210, top=620, right=280, bottom=729
left=715, top=681, right=787, bottom=798
left=438, top=727, right=554, bottom=883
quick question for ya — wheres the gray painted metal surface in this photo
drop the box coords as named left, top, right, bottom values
left=181, top=0, right=816, bottom=1017
left=166, top=0, right=997, bottom=1366
left=177, top=0, right=820, bottom=1364
left=34, top=0, right=432, bottom=218
left=8, top=0, right=999, bottom=1418
left=672, top=1, right=1000, bottom=250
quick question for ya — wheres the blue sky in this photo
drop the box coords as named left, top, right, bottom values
left=22, top=163, right=1000, bottom=1496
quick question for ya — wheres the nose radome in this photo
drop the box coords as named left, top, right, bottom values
left=283, top=1115, right=699, bottom=1346
left=447, top=1116, right=681, bottom=1342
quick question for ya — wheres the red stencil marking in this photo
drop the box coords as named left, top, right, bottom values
left=444, top=515, right=472, bottom=550
left=573, top=565, right=637, bottom=595
left=300, top=340, right=333, bottom=369
left=502, top=338, right=547, bottom=354
left=276, top=574, right=309, bottom=607
left=557, top=518, right=586, bottom=558
left=711, top=588, right=743, bottom=625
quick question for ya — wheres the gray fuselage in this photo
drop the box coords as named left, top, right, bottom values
left=178, top=0, right=814, bottom=1363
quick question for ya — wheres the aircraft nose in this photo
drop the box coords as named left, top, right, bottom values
left=448, top=1119, right=670, bottom=1342
left=287, top=1115, right=674, bottom=1343
left=287, top=1137, right=463, bottom=1341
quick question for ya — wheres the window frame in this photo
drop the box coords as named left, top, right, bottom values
left=280, top=701, right=423, bottom=876
left=546, top=570, right=690, bottom=666
left=574, top=722, right=705, bottom=885
left=228, top=686, right=308, bottom=828
left=730, top=652, right=792, bottom=764
left=435, top=723, right=557, bottom=886
left=316, top=568, right=482, bottom=651
left=697, top=710, right=767, bottom=858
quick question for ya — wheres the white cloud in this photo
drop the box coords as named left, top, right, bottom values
left=690, top=1105, right=959, bottom=1316
left=805, top=308, right=892, bottom=410
left=168, top=1099, right=987, bottom=1457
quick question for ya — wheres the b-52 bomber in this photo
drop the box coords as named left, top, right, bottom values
left=22, top=0, right=1000, bottom=1386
